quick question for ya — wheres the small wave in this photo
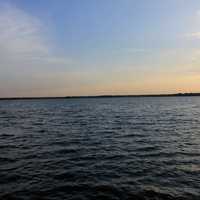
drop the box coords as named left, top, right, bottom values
left=135, top=145, right=161, bottom=152
left=0, top=157, right=16, bottom=163
left=0, top=133, right=14, bottom=138
left=121, top=133, right=147, bottom=138
left=0, top=144, right=17, bottom=149
left=55, top=148, right=78, bottom=155
left=3, top=185, right=197, bottom=200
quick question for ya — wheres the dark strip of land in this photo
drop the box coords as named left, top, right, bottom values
left=1, top=93, right=200, bottom=100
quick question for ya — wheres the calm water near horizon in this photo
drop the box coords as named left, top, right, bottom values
left=1, top=97, right=200, bottom=200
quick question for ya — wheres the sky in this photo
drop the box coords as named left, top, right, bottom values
left=1, top=0, right=200, bottom=97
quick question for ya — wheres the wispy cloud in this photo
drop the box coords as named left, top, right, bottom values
left=0, top=3, right=73, bottom=69
left=184, top=10, right=200, bottom=40
left=196, top=9, right=200, bottom=17
left=0, top=4, right=46, bottom=63
left=0, top=3, right=74, bottom=97
left=185, top=32, right=200, bottom=39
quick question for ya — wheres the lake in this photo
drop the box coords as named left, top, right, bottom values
left=0, top=97, right=200, bottom=200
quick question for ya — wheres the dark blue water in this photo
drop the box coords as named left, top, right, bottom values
left=0, top=97, right=200, bottom=200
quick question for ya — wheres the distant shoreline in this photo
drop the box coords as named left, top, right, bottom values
left=1, top=93, right=200, bottom=100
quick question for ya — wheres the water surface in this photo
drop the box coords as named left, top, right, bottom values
left=0, top=97, right=200, bottom=199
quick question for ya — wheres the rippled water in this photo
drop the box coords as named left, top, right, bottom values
left=1, top=97, right=200, bottom=200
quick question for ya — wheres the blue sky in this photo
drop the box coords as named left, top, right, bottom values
left=1, top=0, right=200, bottom=97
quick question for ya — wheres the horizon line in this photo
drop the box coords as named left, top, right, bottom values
left=1, top=92, right=200, bottom=100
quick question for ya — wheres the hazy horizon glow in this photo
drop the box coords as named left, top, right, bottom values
left=1, top=0, right=200, bottom=97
